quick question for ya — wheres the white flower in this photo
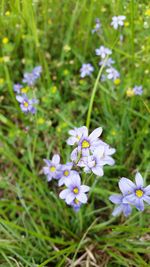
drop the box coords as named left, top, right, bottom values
left=95, top=46, right=112, bottom=59
left=80, top=63, right=94, bottom=78
left=106, top=67, right=120, bottom=81
left=111, top=16, right=126, bottom=30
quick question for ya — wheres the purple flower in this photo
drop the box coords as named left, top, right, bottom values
left=106, top=67, right=120, bottom=81
left=109, top=194, right=132, bottom=217
left=91, top=18, right=101, bottom=34
left=43, top=154, right=61, bottom=182
left=16, top=94, right=38, bottom=114
left=58, top=162, right=78, bottom=186
left=13, top=83, right=22, bottom=93
left=95, top=46, right=112, bottom=59
left=133, top=85, right=143, bottom=95
left=66, top=126, right=88, bottom=146
left=122, top=173, right=150, bottom=211
left=22, top=72, right=37, bottom=86
left=70, top=199, right=82, bottom=212
left=78, top=127, right=103, bottom=156
left=82, top=145, right=116, bottom=176
left=59, top=172, right=90, bottom=205
left=22, top=66, right=42, bottom=86
left=99, top=58, right=115, bottom=67
left=80, top=63, right=94, bottom=78
left=32, top=66, right=42, bottom=78
left=111, top=16, right=126, bottom=30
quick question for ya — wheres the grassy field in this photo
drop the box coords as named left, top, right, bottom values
left=0, top=0, right=150, bottom=266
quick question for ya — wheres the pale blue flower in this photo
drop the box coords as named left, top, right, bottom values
left=133, top=85, right=143, bottom=95
left=58, top=162, right=78, bottom=186
left=111, top=16, right=126, bottom=30
left=95, top=46, right=112, bottom=59
left=13, top=83, right=22, bottom=93
left=66, top=126, right=88, bottom=146
left=59, top=172, right=90, bottom=205
left=109, top=194, right=132, bottom=217
left=122, top=173, right=150, bottom=211
left=99, top=58, right=115, bottom=67
left=80, top=63, right=94, bottom=78
left=43, top=154, right=61, bottom=182
left=16, top=94, right=38, bottom=114
left=106, top=67, right=120, bottom=81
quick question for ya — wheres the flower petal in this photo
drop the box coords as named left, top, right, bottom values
left=135, top=199, right=144, bottom=211
left=119, top=178, right=135, bottom=195
left=123, top=204, right=132, bottom=217
left=109, top=194, right=122, bottom=204
left=135, top=172, right=144, bottom=187
left=80, top=185, right=90, bottom=193
left=66, top=137, right=77, bottom=145
left=145, top=185, right=150, bottom=195
left=89, top=127, right=103, bottom=140
left=59, top=189, right=70, bottom=199
left=112, top=205, right=123, bottom=216
left=92, top=166, right=104, bottom=176
left=52, top=154, right=60, bottom=164
left=66, top=192, right=75, bottom=204
left=77, top=193, right=88, bottom=204
left=143, top=195, right=150, bottom=204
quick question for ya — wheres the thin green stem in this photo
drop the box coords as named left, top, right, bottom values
left=86, top=62, right=106, bottom=129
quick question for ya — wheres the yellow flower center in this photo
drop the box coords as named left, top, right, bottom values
left=135, top=189, right=143, bottom=198
left=21, top=87, right=29, bottom=94
left=74, top=198, right=79, bottom=204
left=73, top=187, right=79, bottom=194
left=64, top=170, right=69, bottom=176
left=81, top=140, right=90, bottom=148
left=23, top=101, right=29, bottom=107
left=50, top=166, right=56, bottom=172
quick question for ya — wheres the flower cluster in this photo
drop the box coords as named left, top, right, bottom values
left=109, top=173, right=150, bottom=217
left=43, top=126, right=115, bottom=211
left=80, top=14, right=126, bottom=82
left=14, top=66, right=42, bottom=114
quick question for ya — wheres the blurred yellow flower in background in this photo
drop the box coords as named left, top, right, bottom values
left=126, top=88, right=134, bottom=97
left=5, top=11, right=10, bottom=16
left=2, top=37, right=9, bottom=44
left=51, top=86, right=57, bottom=94
left=114, top=79, right=121, bottom=86
left=37, top=118, right=45, bottom=125
left=0, top=78, right=4, bottom=85
left=145, top=9, right=150, bottom=16
left=21, top=87, right=29, bottom=94
left=63, top=45, right=71, bottom=52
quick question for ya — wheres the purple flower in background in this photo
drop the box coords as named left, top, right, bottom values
left=95, top=46, right=112, bottom=59
left=66, top=126, right=88, bottom=146
left=22, top=66, right=42, bottom=86
left=58, top=162, right=77, bottom=186
left=106, top=67, right=120, bottom=81
left=99, top=58, right=115, bottom=67
left=43, top=154, right=61, bottom=182
left=122, top=173, right=150, bottom=211
left=78, top=127, right=103, bottom=156
left=16, top=94, right=38, bottom=114
left=111, top=16, right=126, bottom=30
left=133, top=85, right=143, bottom=95
left=91, top=18, right=101, bottom=34
left=22, top=72, right=37, bottom=86
left=13, top=83, right=23, bottom=93
left=59, top=172, right=90, bottom=205
left=109, top=194, right=132, bottom=217
left=32, top=66, right=42, bottom=78
left=80, top=63, right=94, bottom=78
